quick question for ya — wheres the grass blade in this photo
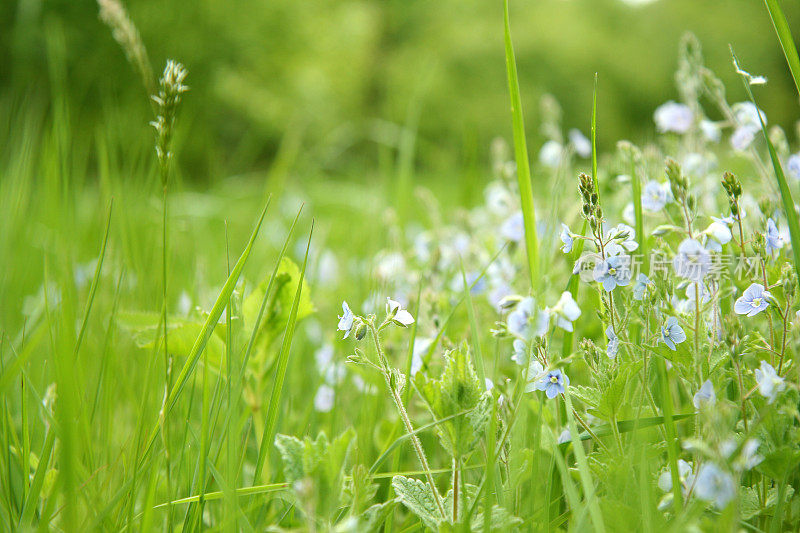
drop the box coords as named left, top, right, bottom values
left=137, top=198, right=271, bottom=471
left=764, top=0, right=800, bottom=99
left=503, top=0, right=539, bottom=288
left=732, top=49, right=800, bottom=282
left=253, top=220, right=314, bottom=482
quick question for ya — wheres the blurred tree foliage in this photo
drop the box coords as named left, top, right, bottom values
left=2, top=0, right=799, bottom=182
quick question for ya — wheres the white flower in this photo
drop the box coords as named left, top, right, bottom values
left=787, top=153, right=800, bottom=181
left=754, top=360, right=785, bottom=404
left=700, top=119, right=721, bottom=142
left=386, top=298, right=414, bottom=327
left=507, top=297, right=550, bottom=340
left=314, top=385, right=335, bottom=412
left=654, top=101, right=693, bottom=133
left=549, top=291, right=581, bottom=332
left=568, top=129, right=591, bottom=158
left=337, top=301, right=355, bottom=339
left=732, top=101, right=767, bottom=129
left=730, top=126, right=756, bottom=151
left=692, top=379, right=716, bottom=410
left=539, top=140, right=563, bottom=168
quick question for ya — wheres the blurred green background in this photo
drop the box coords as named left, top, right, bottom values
left=2, top=0, right=799, bottom=184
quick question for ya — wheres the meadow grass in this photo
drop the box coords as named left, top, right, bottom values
left=2, top=1, right=800, bottom=532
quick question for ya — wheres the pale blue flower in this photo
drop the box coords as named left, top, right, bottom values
left=534, top=369, right=569, bottom=399
left=788, top=153, right=800, bottom=181
left=755, top=360, right=785, bottom=404
left=731, top=126, right=755, bottom=151
left=642, top=180, right=668, bottom=212
left=605, top=325, right=619, bottom=359
left=672, top=239, right=711, bottom=282
left=550, top=291, right=581, bottom=332
left=560, top=223, right=575, bottom=253
left=557, top=429, right=572, bottom=444
left=692, top=379, right=716, bottom=409
left=507, top=297, right=550, bottom=340
left=700, top=119, right=721, bottom=142
left=721, top=438, right=763, bottom=472
left=633, top=273, right=651, bottom=301
left=660, top=316, right=686, bottom=351
left=693, top=463, right=735, bottom=509
left=658, top=459, right=694, bottom=495
left=654, top=101, right=693, bottom=134
left=733, top=101, right=767, bottom=129
left=337, top=301, right=354, bottom=338
left=511, top=339, right=527, bottom=365
left=734, top=283, right=770, bottom=317
left=501, top=211, right=524, bottom=242
left=593, top=255, right=632, bottom=292
left=526, top=358, right=545, bottom=385
left=765, top=218, right=784, bottom=255
left=605, top=223, right=638, bottom=253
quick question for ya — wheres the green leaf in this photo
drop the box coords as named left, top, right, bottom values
left=764, top=0, right=800, bottom=99
left=392, top=475, right=442, bottom=531
left=415, top=345, right=490, bottom=458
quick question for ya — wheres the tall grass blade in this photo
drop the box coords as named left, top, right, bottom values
left=732, top=49, right=800, bottom=282
left=503, top=0, right=539, bottom=288
left=764, top=0, right=800, bottom=99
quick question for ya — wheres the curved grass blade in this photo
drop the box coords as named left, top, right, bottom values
left=764, top=0, right=800, bottom=99
left=503, top=0, right=539, bottom=288
left=732, top=49, right=800, bottom=282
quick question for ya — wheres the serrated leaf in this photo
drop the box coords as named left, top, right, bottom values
left=415, top=345, right=490, bottom=458
left=392, top=475, right=442, bottom=531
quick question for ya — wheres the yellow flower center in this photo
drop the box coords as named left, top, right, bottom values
left=608, top=267, right=617, bottom=276
left=550, top=376, right=559, bottom=383
left=752, top=298, right=761, bottom=307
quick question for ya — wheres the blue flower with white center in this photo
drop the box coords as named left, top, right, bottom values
left=550, top=291, right=581, bottom=332
left=507, top=297, right=550, bottom=340
left=559, top=223, right=575, bottom=253
left=593, top=255, right=632, bottom=292
left=788, top=153, right=800, bottom=181
left=605, top=326, right=619, bottom=359
left=633, top=273, right=651, bottom=301
left=693, top=463, right=736, bottom=509
left=672, top=238, right=711, bottom=282
left=686, top=282, right=710, bottom=305
left=533, top=369, right=569, bottom=399
left=734, top=283, right=770, bottom=317
left=654, top=101, right=693, bottom=134
left=765, top=218, right=784, bottom=255
left=642, top=180, right=668, bottom=212
left=659, top=317, right=686, bottom=351
left=337, top=301, right=354, bottom=339
left=755, top=360, right=785, bottom=404
left=692, top=379, right=716, bottom=410
left=511, top=339, right=527, bottom=365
